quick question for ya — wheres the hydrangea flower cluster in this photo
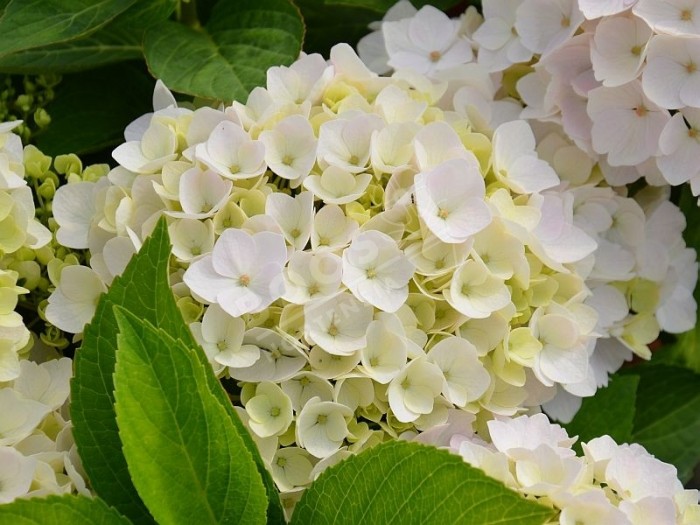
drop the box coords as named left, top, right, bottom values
left=0, top=357, right=87, bottom=503
left=360, top=0, right=700, bottom=199
left=415, top=412, right=700, bottom=524
left=43, top=37, right=697, bottom=500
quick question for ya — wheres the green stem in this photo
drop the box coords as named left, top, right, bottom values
left=177, top=0, right=201, bottom=30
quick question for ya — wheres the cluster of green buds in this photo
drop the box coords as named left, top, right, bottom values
left=0, top=74, right=60, bottom=143
left=7, top=143, right=109, bottom=352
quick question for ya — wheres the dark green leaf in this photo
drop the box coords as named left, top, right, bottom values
left=143, top=0, right=304, bottom=102
left=0, top=1, right=176, bottom=74
left=628, top=364, right=700, bottom=483
left=113, top=310, right=267, bottom=525
left=0, top=0, right=135, bottom=57
left=35, top=63, right=153, bottom=155
left=0, top=495, right=132, bottom=525
left=292, top=441, right=554, bottom=525
left=563, top=375, right=639, bottom=453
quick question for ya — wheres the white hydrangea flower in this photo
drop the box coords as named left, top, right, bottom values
left=245, top=381, right=294, bottom=438
left=444, top=258, right=511, bottom=319
left=588, top=81, right=670, bottom=166
left=45, top=265, right=107, bottom=334
left=304, top=292, right=374, bottom=355
left=427, top=336, right=490, bottom=407
left=590, top=15, right=652, bottom=88
left=383, top=5, right=473, bottom=75
left=0, top=388, right=51, bottom=446
left=414, top=158, right=491, bottom=244
left=0, top=446, right=36, bottom=503
left=295, top=397, right=353, bottom=458
left=316, top=114, right=384, bottom=174
left=342, top=230, right=414, bottom=312
left=195, top=120, right=266, bottom=180
left=634, top=0, right=700, bottom=36
left=579, top=0, right=638, bottom=19
left=388, top=357, right=444, bottom=423
left=283, top=250, right=343, bottom=304
left=643, top=35, right=700, bottom=109
left=259, top=115, right=317, bottom=182
left=112, top=117, right=178, bottom=174
left=265, top=191, right=314, bottom=251
left=184, top=229, right=287, bottom=317
left=311, top=204, right=358, bottom=252
left=229, top=328, right=306, bottom=383
left=492, top=120, right=560, bottom=194
left=515, top=0, right=584, bottom=58
left=359, top=319, right=409, bottom=384
left=473, top=0, right=533, bottom=72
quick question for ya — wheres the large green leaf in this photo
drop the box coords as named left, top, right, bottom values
left=0, top=0, right=176, bottom=74
left=628, top=364, right=700, bottom=483
left=0, top=495, right=131, bottom=525
left=143, top=0, right=303, bottom=102
left=0, top=0, right=135, bottom=57
left=35, top=62, right=154, bottom=155
left=113, top=309, right=267, bottom=525
left=71, top=217, right=285, bottom=524
left=291, top=441, right=554, bottom=525
left=563, top=375, right=639, bottom=453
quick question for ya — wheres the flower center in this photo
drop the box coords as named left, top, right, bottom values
left=217, top=339, right=228, bottom=351
left=328, top=322, right=339, bottom=336
left=686, top=61, right=697, bottom=74
left=681, top=9, right=693, bottom=21
left=437, top=208, right=450, bottom=219
left=239, top=274, right=251, bottom=287
left=560, top=16, right=570, bottom=27
left=282, top=154, right=294, bottom=166
left=429, top=50, right=441, bottom=62
left=270, top=406, right=281, bottom=417
left=317, top=414, right=328, bottom=424
left=633, top=106, right=648, bottom=118
left=291, top=227, right=301, bottom=238
left=366, top=267, right=377, bottom=279
left=630, top=45, right=642, bottom=57
left=229, top=163, right=240, bottom=173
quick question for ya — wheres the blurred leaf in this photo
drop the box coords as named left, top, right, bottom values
left=0, top=0, right=176, bottom=73
left=0, top=0, right=135, bottom=57
left=563, top=375, right=639, bottom=453
left=292, top=441, right=554, bottom=525
left=143, top=0, right=303, bottom=102
left=324, top=0, right=459, bottom=12
left=0, top=495, right=132, bottom=525
left=35, top=62, right=153, bottom=155
left=114, top=310, right=267, bottom=525
left=626, top=363, right=700, bottom=483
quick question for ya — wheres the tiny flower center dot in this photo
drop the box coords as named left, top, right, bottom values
left=461, top=284, right=471, bottom=296
left=437, top=208, right=450, bottom=219
left=630, top=45, right=642, bottom=56
left=690, top=128, right=699, bottom=139
left=560, top=16, right=570, bottom=27
left=687, top=61, right=697, bottom=74
left=276, top=457, right=287, bottom=467
left=633, top=106, right=648, bottom=118
left=328, top=323, right=339, bottom=337
left=681, top=9, right=693, bottom=21
left=317, top=414, right=328, bottom=424
left=239, top=274, right=251, bottom=287
left=366, top=267, right=377, bottom=279
left=299, top=376, right=311, bottom=386
left=369, top=356, right=379, bottom=367
left=282, top=155, right=294, bottom=166
left=217, top=340, right=227, bottom=351
left=429, top=50, right=441, bottom=62
left=318, top=236, right=330, bottom=246
left=349, top=154, right=359, bottom=164
left=308, top=283, right=320, bottom=295
left=229, top=164, right=240, bottom=173
left=270, top=406, right=281, bottom=417
left=191, top=246, right=201, bottom=256
left=291, top=227, right=301, bottom=238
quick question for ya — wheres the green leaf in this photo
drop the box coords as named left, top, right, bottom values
left=35, top=63, right=154, bottom=155
left=295, top=0, right=378, bottom=56
left=291, top=441, right=554, bottom=525
left=143, top=0, right=304, bottom=102
left=0, top=1, right=176, bottom=74
left=113, top=309, right=267, bottom=525
left=563, top=375, right=639, bottom=453
left=71, top=217, right=285, bottom=524
left=628, top=364, right=700, bottom=483
left=0, top=0, right=136, bottom=57
left=0, top=495, right=132, bottom=525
